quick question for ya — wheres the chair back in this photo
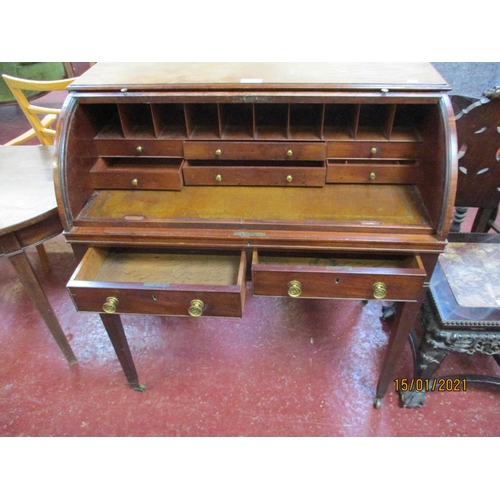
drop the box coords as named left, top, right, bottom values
left=451, top=87, right=500, bottom=232
left=1, top=74, right=76, bottom=146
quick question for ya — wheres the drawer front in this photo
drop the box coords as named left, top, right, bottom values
left=252, top=252, right=426, bottom=301
left=184, top=141, right=327, bottom=161
left=95, top=139, right=184, bottom=157
left=326, top=161, right=422, bottom=184
left=327, top=141, right=421, bottom=160
left=90, top=158, right=183, bottom=190
left=183, top=163, right=326, bottom=187
left=68, top=249, right=246, bottom=317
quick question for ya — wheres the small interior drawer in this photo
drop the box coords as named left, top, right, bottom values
left=326, top=160, right=422, bottom=184
left=68, top=248, right=246, bottom=317
left=251, top=251, right=426, bottom=301
left=90, top=157, right=184, bottom=190
left=183, top=160, right=326, bottom=187
left=327, top=141, right=421, bottom=160
left=95, top=139, right=184, bottom=157
left=184, top=141, right=327, bottom=161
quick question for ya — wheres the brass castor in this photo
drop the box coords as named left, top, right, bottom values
left=132, top=383, right=146, bottom=392
left=374, top=398, right=382, bottom=409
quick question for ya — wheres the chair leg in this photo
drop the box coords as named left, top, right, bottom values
left=472, top=208, right=496, bottom=233
left=450, top=207, right=468, bottom=232
left=35, top=243, right=51, bottom=272
left=493, top=354, right=500, bottom=369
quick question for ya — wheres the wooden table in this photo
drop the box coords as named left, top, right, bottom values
left=0, top=146, right=77, bottom=365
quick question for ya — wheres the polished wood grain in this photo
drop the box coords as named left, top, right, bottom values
left=70, top=62, right=450, bottom=91
left=0, top=146, right=77, bottom=365
left=0, top=147, right=58, bottom=235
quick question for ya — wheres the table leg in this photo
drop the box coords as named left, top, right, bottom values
left=374, top=291, right=425, bottom=408
left=35, top=243, right=51, bottom=272
left=99, top=313, right=145, bottom=391
left=5, top=247, right=78, bottom=366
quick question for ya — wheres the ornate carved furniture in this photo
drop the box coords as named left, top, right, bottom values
left=54, top=63, right=457, bottom=406
left=450, top=87, right=500, bottom=233
left=0, top=146, right=77, bottom=365
left=401, top=88, right=500, bottom=408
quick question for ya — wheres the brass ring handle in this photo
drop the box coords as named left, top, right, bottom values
left=372, top=282, right=387, bottom=299
left=188, top=299, right=204, bottom=317
left=287, top=150, right=293, bottom=157
left=136, top=146, right=143, bottom=154
left=215, top=149, right=222, bottom=156
left=288, top=280, right=302, bottom=298
left=103, top=297, right=119, bottom=314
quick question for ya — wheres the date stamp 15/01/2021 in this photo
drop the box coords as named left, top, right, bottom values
left=394, top=378, right=467, bottom=393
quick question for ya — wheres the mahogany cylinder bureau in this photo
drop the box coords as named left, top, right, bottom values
left=54, top=62, right=458, bottom=407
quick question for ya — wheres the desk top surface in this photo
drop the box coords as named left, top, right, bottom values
left=0, top=146, right=58, bottom=236
left=70, top=62, right=450, bottom=92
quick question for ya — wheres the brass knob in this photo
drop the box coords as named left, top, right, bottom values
left=370, top=172, right=376, bottom=180
left=288, top=280, right=302, bottom=298
left=287, top=150, right=293, bottom=157
left=131, top=179, right=138, bottom=186
left=136, top=146, right=143, bottom=154
left=215, top=174, right=222, bottom=182
left=103, top=297, right=119, bottom=314
left=188, top=299, right=204, bottom=317
left=372, top=282, right=387, bottom=299
left=286, top=175, right=293, bottom=183
left=215, top=149, right=222, bottom=156
left=370, top=147, right=378, bottom=155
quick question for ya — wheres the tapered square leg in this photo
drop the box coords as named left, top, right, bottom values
left=99, top=313, right=145, bottom=391
left=2, top=233, right=77, bottom=366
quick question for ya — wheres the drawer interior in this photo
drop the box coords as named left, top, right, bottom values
left=91, top=157, right=183, bottom=170
left=68, top=248, right=247, bottom=317
left=253, top=252, right=423, bottom=272
left=73, top=248, right=244, bottom=287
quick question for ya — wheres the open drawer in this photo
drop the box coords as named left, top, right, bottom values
left=90, top=157, right=184, bottom=190
left=252, top=251, right=426, bottom=301
left=68, top=248, right=246, bottom=317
